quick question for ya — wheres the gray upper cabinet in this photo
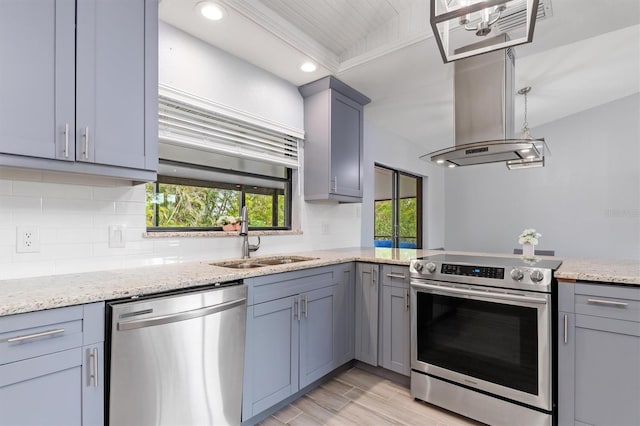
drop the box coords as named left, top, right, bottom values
left=0, top=0, right=157, bottom=182
left=0, top=0, right=75, bottom=161
left=558, top=282, right=640, bottom=426
left=299, top=76, right=370, bottom=203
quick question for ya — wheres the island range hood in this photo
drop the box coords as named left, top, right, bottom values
left=422, top=36, right=545, bottom=168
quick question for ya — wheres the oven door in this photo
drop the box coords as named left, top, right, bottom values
left=410, top=279, right=552, bottom=411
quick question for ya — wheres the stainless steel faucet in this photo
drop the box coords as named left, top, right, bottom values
left=240, top=206, right=260, bottom=259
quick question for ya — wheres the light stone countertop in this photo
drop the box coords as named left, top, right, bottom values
left=1, top=247, right=638, bottom=317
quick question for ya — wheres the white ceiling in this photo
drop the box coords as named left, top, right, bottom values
left=159, top=0, right=640, bottom=153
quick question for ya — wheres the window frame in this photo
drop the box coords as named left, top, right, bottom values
left=146, top=159, right=292, bottom=232
left=373, top=164, right=423, bottom=249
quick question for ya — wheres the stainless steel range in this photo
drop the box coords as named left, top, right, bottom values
left=410, top=254, right=562, bottom=426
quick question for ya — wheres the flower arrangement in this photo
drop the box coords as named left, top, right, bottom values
left=216, top=215, right=242, bottom=226
left=518, top=228, right=541, bottom=245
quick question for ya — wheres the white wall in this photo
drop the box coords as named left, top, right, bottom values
left=444, top=94, right=640, bottom=261
left=361, top=120, right=446, bottom=249
left=159, top=22, right=304, bottom=131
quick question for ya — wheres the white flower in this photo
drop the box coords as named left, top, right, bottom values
left=518, top=228, right=541, bottom=245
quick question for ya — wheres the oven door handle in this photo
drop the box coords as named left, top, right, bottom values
left=411, top=282, right=548, bottom=305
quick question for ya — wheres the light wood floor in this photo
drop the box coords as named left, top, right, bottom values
left=258, top=367, right=482, bottom=426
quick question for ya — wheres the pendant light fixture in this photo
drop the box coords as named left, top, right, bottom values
left=431, top=0, right=540, bottom=63
left=506, top=86, right=548, bottom=170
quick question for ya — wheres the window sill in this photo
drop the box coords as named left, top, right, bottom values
left=143, top=229, right=303, bottom=239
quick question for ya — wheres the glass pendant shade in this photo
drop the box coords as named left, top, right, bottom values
left=431, top=0, right=539, bottom=63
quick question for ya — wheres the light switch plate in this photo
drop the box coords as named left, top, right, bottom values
left=109, top=225, right=126, bottom=248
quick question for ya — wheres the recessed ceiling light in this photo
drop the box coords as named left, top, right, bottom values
left=526, top=155, right=536, bottom=159
left=520, top=148, right=531, bottom=153
left=197, top=1, right=226, bottom=21
left=448, top=164, right=456, bottom=168
left=436, top=159, right=445, bottom=164
left=300, top=61, right=317, bottom=73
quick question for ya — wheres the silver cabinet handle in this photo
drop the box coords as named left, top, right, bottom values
left=296, top=297, right=301, bottom=321
left=587, top=298, right=628, bottom=308
left=293, top=298, right=298, bottom=320
left=411, top=282, right=548, bottom=305
left=332, top=176, right=338, bottom=192
left=7, top=328, right=65, bottom=343
left=303, top=295, right=308, bottom=319
left=90, top=347, right=99, bottom=388
left=405, top=289, right=410, bottom=311
left=563, top=314, right=568, bottom=344
left=117, top=298, right=246, bottom=330
left=83, top=127, right=89, bottom=159
left=386, top=273, right=406, bottom=279
left=64, top=123, right=69, bottom=158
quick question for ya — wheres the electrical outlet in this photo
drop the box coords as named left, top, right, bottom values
left=16, top=226, right=40, bottom=253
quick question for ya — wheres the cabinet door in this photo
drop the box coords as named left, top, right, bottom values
left=242, top=296, right=299, bottom=420
left=557, top=312, right=575, bottom=426
left=573, top=314, right=640, bottom=426
left=381, top=285, right=411, bottom=376
left=330, top=91, right=363, bottom=198
left=0, top=348, right=82, bottom=426
left=0, top=0, right=75, bottom=160
left=335, top=265, right=355, bottom=365
left=355, top=263, right=379, bottom=366
left=76, top=0, right=149, bottom=169
left=82, top=344, right=104, bottom=426
left=299, top=285, right=339, bottom=388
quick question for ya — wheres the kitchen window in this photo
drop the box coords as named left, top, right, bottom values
left=374, top=165, right=422, bottom=248
left=149, top=86, right=301, bottom=232
left=146, top=160, right=292, bottom=231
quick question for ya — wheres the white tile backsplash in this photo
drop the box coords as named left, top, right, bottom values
left=0, top=168, right=362, bottom=280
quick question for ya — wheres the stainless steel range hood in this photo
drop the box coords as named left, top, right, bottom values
left=422, top=35, right=544, bottom=168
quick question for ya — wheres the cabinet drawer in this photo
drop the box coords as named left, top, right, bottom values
left=0, top=306, right=84, bottom=365
left=248, top=265, right=341, bottom=306
left=574, top=284, right=640, bottom=322
left=575, top=294, right=640, bottom=322
left=381, top=265, right=409, bottom=288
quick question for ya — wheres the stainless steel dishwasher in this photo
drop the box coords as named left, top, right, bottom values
left=106, top=283, right=247, bottom=426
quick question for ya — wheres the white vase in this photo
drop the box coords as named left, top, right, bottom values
left=522, top=242, right=535, bottom=258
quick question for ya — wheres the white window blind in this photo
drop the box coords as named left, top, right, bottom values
left=158, top=91, right=300, bottom=169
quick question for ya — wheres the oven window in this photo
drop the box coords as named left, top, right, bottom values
left=416, top=292, right=538, bottom=395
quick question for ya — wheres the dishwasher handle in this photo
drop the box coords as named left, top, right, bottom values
left=117, top=297, right=246, bottom=331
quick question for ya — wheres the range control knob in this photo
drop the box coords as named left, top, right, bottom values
left=413, top=262, right=424, bottom=272
left=511, top=268, right=524, bottom=281
left=425, top=262, right=437, bottom=273
left=530, top=270, right=545, bottom=283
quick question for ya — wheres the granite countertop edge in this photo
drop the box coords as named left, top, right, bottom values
left=1, top=248, right=638, bottom=317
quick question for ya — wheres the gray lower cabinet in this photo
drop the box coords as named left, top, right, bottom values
left=380, top=265, right=411, bottom=376
left=0, top=302, right=105, bottom=426
left=558, top=282, right=640, bottom=426
left=0, top=0, right=157, bottom=181
left=242, top=264, right=354, bottom=421
left=355, top=263, right=379, bottom=366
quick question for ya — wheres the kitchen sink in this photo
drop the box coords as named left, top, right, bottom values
left=211, top=256, right=318, bottom=269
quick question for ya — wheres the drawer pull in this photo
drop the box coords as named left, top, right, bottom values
left=587, top=298, right=628, bottom=308
left=90, top=347, right=99, bottom=388
left=7, top=328, right=65, bottom=343
left=386, top=273, right=407, bottom=279
left=563, top=315, right=568, bottom=344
